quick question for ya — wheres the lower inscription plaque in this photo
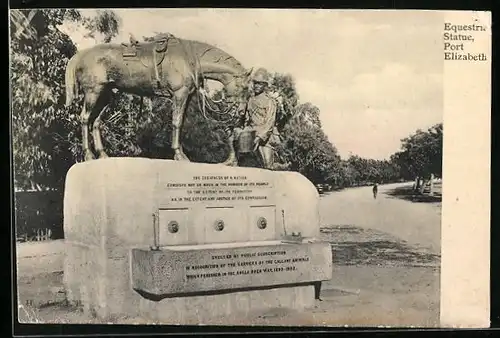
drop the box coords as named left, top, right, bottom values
left=131, top=241, right=332, bottom=296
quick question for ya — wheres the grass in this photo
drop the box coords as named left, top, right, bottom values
left=320, top=225, right=440, bottom=268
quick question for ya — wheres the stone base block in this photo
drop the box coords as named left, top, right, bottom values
left=62, top=158, right=332, bottom=323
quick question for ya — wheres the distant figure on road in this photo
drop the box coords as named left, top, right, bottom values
left=372, top=183, right=378, bottom=199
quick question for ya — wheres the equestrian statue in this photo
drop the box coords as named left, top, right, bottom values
left=64, top=33, right=288, bottom=170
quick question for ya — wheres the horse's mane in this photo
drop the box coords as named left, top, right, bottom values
left=182, top=39, right=246, bottom=72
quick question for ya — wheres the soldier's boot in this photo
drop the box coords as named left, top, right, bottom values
left=222, top=149, right=239, bottom=166
left=271, top=161, right=291, bottom=171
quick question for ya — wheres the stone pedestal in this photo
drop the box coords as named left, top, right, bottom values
left=63, top=158, right=332, bottom=323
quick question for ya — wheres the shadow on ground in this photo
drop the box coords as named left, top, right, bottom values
left=384, top=186, right=442, bottom=203
left=320, top=225, right=440, bottom=268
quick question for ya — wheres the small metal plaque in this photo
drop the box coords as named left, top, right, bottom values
left=257, top=217, right=267, bottom=229
left=214, top=220, right=225, bottom=231
left=168, top=221, right=179, bottom=233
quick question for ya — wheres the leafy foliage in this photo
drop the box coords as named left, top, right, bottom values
left=341, top=155, right=401, bottom=187
left=11, top=9, right=120, bottom=190
left=280, top=115, right=341, bottom=184
left=392, top=123, right=443, bottom=180
left=82, top=10, right=121, bottom=43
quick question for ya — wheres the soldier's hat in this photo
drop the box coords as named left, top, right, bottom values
left=252, top=68, right=272, bottom=85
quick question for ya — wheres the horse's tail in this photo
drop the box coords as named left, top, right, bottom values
left=65, top=54, right=80, bottom=107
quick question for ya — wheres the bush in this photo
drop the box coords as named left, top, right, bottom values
left=15, top=190, right=64, bottom=241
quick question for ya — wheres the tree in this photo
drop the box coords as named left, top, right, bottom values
left=392, top=123, right=443, bottom=186
left=11, top=9, right=120, bottom=191
left=279, top=105, right=342, bottom=185
left=294, top=102, right=322, bottom=129
left=267, top=72, right=346, bottom=186
left=270, top=73, right=299, bottom=131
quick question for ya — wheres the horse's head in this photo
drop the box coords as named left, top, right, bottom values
left=224, top=68, right=253, bottom=116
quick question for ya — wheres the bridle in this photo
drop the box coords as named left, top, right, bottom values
left=197, top=72, right=250, bottom=124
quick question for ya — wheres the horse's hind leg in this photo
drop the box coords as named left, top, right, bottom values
left=92, top=107, right=109, bottom=159
left=81, top=89, right=109, bottom=161
left=80, top=98, right=95, bottom=161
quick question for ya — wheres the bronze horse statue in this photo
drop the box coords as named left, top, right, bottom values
left=64, top=34, right=253, bottom=165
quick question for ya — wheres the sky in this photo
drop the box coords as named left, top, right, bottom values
left=61, top=9, right=444, bottom=160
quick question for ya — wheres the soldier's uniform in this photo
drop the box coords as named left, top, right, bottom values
left=246, top=91, right=280, bottom=147
left=228, top=67, right=289, bottom=170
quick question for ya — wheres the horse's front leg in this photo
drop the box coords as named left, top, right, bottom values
left=171, top=89, right=190, bottom=161
left=222, top=128, right=238, bottom=166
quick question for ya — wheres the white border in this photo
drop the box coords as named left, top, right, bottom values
left=440, top=10, right=491, bottom=328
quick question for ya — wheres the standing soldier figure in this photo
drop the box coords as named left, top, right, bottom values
left=225, top=67, right=289, bottom=170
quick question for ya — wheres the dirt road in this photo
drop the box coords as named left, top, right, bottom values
left=319, top=182, right=441, bottom=254
left=314, top=182, right=441, bottom=327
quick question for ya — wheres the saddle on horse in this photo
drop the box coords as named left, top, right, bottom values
left=121, top=33, right=174, bottom=94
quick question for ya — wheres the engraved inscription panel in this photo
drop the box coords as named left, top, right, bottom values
left=158, top=174, right=276, bottom=207
left=131, top=242, right=332, bottom=295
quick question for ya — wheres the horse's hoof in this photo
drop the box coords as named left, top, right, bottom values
left=174, top=153, right=190, bottom=161
left=222, top=156, right=238, bottom=166
left=84, top=152, right=95, bottom=161
left=98, top=151, right=109, bottom=159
